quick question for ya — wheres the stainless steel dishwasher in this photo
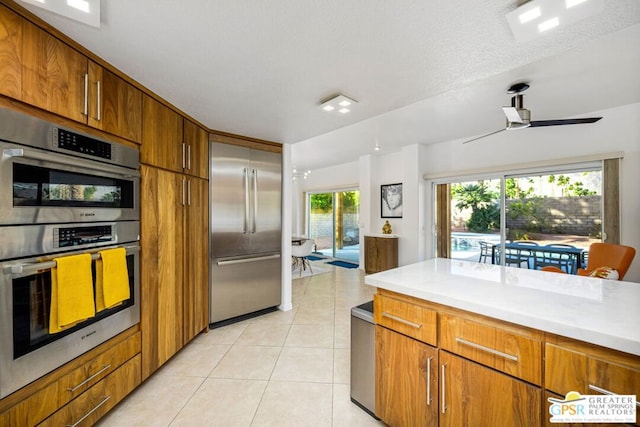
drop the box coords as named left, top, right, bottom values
left=350, top=300, right=378, bottom=418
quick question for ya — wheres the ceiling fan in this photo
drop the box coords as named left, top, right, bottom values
left=462, top=82, right=602, bottom=144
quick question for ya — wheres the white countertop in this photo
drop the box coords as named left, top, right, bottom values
left=364, top=258, right=640, bottom=356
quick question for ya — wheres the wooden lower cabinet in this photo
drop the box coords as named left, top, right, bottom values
left=365, top=236, right=398, bottom=274
left=38, top=355, right=141, bottom=426
left=375, top=325, right=438, bottom=426
left=439, top=351, right=541, bottom=427
left=545, top=342, right=640, bottom=425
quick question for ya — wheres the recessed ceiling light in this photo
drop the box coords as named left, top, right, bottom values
left=538, top=17, right=560, bottom=32
left=319, top=94, right=358, bottom=115
left=566, top=0, right=589, bottom=8
left=519, top=7, right=541, bottom=24
left=506, top=0, right=603, bottom=41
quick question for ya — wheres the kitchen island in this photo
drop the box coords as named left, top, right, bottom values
left=364, top=259, right=639, bottom=426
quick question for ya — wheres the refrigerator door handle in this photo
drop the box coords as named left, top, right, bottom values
left=243, top=168, right=250, bottom=234
left=216, top=254, right=281, bottom=266
left=252, top=168, right=258, bottom=233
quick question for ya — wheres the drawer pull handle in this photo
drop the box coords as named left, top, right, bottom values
left=67, top=364, right=112, bottom=392
left=382, top=312, right=422, bottom=329
left=426, top=356, right=433, bottom=405
left=455, top=337, right=518, bottom=362
left=441, top=363, right=447, bottom=414
left=589, top=384, right=640, bottom=407
left=66, top=395, right=110, bottom=427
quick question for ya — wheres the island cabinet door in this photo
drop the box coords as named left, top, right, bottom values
left=375, top=325, right=438, bottom=427
left=439, top=351, right=541, bottom=427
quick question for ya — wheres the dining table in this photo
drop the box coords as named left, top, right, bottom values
left=491, top=242, right=586, bottom=274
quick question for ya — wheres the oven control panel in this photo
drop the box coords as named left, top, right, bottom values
left=54, top=225, right=114, bottom=248
left=54, top=128, right=113, bottom=160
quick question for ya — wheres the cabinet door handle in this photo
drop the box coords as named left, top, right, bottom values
left=182, top=143, right=186, bottom=169
left=381, top=312, right=422, bottom=329
left=66, top=395, right=110, bottom=427
left=187, top=180, right=191, bottom=206
left=426, top=356, right=433, bottom=405
left=182, top=178, right=186, bottom=206
left=95, top=80, right=101, bottom=120
left=83, top=73, right=89, bottom=116
left=187, top=144, right=192, bottom=170
left=589, top=384, right=640, bottom=407
left=66, top=364, right=112, bottom=392
left=455, top=337, right=518, bottom=362
left=441, top=363, right=447, bottom=414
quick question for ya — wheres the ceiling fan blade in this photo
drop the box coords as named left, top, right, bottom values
left=462, top=128, right=506, bottom=144
left=529, top=117, right=602, bottom=127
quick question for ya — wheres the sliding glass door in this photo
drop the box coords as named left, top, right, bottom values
left=435, top=162, right=606, bottom=272
left=308, top=190, right=360, bottom=262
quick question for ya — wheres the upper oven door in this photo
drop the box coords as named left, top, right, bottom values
left=0, top=140, right=140, bottom=225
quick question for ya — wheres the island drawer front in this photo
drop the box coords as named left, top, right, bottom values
left=545, top=344, right=587, bottom=395
left=440, top=313, right=541, bottom=385
left=374, top=294, right=437, bottom=346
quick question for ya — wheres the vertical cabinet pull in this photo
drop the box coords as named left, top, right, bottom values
left=95, top=80, right=101, bottom=120
left=182, top=143, right=186, bottom=169
left=426, top=356, right=433, bottom=405
left=441, top=363, right=447, bottom=414
left=66, top=364, right=112, bottom=392
left=66, top=395, right=110, bottom=427
left=187, top=180, right=191, bottom=206
left=83, top=74, right=89, bottom=116
left=182, top=179, right=186, bottom=206
left=187, top=144, right=192, bottom=170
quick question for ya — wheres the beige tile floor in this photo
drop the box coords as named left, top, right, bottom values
left=98, top=262, right=385, bottom=427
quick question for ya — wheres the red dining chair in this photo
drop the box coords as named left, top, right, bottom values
left=541, top=243, right=636, bottom=280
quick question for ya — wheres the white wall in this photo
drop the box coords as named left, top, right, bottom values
left=292, top=102, right=640, bottom=281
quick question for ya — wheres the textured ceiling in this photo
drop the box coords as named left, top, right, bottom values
left=15, top=0, right=640, bottom=171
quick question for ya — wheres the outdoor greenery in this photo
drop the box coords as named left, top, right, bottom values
left=310, top=192, right=359, bottom=213
left=452, top=173, right=599, bottom=234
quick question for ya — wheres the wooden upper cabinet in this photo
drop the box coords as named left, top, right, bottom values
left=141, top=94, right=184, bottom=172
left=0, top=5, right=22, bottom=99
left=87, top=61, right=142, bottom=142
left=21, top=21, right=87, bottom=122
left=183, top=119, right=209, bottom=179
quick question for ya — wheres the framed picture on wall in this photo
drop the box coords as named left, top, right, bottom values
left=381, top=183, right=402, bottom=218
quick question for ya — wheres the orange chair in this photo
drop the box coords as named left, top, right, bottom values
left=541, top=243, right=636, bottom=280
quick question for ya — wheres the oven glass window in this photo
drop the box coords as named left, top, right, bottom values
left=12, top=255, right=135, bottom=359
left=13, top=163, right=134, bottom=208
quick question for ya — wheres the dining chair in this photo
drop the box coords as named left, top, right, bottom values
left=291, top=238, right=315, bottom=276
left=506, top=241, right=538, bottom=268
left=534, top=243, right=575, bottom=274
left=541, top=243, right=636, bottom=280
left=478, top=241, right=492, bottom=263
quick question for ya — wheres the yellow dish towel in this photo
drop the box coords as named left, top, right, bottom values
left=95, top=247, right=130, bottom=312
left=50, top=253, right=96, bottom=334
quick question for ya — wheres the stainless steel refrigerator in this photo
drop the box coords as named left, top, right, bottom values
left=209, top=142, right=282, bottom=325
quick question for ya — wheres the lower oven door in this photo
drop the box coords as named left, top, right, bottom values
left=0, top=243, right=140, bottom=399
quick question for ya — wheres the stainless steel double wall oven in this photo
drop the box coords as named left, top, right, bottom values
left=0, top=107, right=141, bottom=398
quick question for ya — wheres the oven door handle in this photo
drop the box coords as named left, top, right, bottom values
left=3, top=147, right=140, bottom=178
left=6, top=245, right=140, bottom=275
